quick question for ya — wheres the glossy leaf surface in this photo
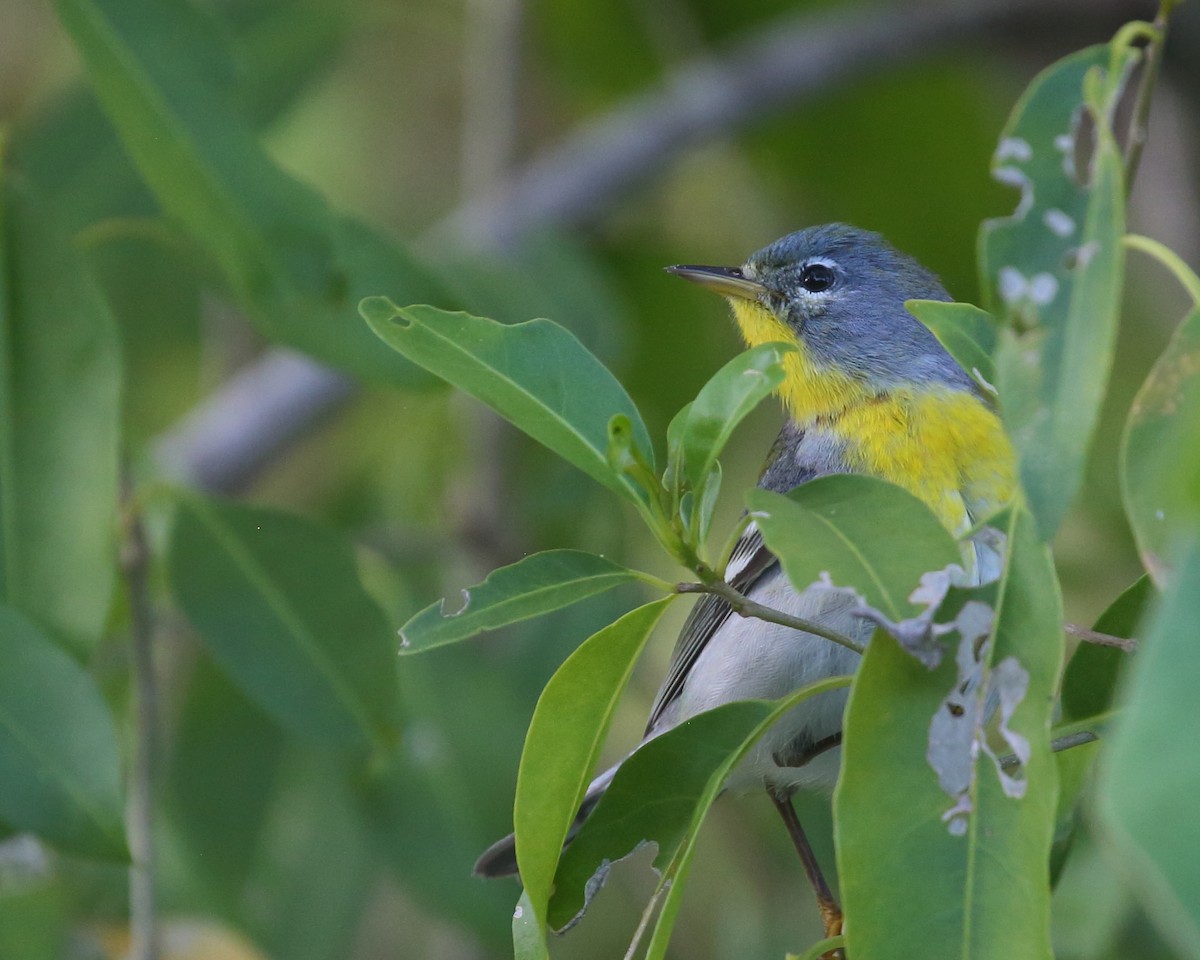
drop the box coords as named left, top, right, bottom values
left=362, top=299, right=653, bottom=504
left=747, top=474, right=960, bottom=620
left=513, top=598, right=673, bottom=939
left=401, top=550, right=651, bottom=653
left=837, top=507, right=1063, bottom=959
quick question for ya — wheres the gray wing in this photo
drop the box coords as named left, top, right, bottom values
left=643, top=523, right=778, bottom=735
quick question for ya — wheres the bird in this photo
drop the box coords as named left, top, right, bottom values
left=473, top=223, right=1016, bottom=940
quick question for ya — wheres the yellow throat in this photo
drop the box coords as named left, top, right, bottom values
left=728, top=298, right=1016, bottom=535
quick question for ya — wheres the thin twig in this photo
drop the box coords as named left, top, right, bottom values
left=1121, top=0, right=1176, bottom=191
left=1000, top=730, right=1099, bottom=770
left=676, top=580, right=865, bottom=654
left=1065, top=622, right=1138, bottom=651
left=121, top=474, right=159, bottom=960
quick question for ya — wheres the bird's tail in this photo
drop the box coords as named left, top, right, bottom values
left=473, top=763, right=618, bottom=878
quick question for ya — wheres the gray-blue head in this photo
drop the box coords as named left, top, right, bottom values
left=669, top=223, right=975, bottom=394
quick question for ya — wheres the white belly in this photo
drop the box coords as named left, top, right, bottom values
left=648, top=567, right=869, bottom=793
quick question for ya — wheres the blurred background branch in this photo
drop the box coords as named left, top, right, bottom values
left=151, top=0, right=1149, bottom=496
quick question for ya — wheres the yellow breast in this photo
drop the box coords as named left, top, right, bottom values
left=728, top=298, right=1016, bottom=534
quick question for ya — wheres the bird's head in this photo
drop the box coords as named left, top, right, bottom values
left=668, top=223, right=975, bottom=400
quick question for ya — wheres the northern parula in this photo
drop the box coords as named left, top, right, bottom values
left=475, top=224, right=1016, bottom=937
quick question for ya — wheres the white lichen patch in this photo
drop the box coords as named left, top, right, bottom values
left=999, top=267, right=1057, bottom=309
left=998, top=266, right=1028, bottom=305
left=1054, top=132, right=1077, bottom=180
left=1027, top=272, right=1059, bottom=306
left=1043, top=208, right=1076, bottom=237
left=980, top=656, right=1031, bottom=800
left=995, top=137, right=1033, bottom=163
left=1071, top=240, right=1101, bottom=270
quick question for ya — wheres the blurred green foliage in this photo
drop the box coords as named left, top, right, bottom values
left=1, top=0, right=1199, bottom=958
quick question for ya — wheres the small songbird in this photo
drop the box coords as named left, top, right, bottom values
left=474, top=224, right=1016, bottom=938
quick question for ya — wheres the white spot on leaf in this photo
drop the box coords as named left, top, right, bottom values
left=1028, top=273, right=1059, bottom=306
left=995, top=137, right=1032, bottom=162
left=998, top=266, right=1028, bottom=305
left=1043, top=208, right=1076, bottom=236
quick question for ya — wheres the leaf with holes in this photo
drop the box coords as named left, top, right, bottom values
left=836, top=507, right=1063, bottom=960
left=400, top=550, right=657, bottom=653
left=979, top=42, right=1133, bottom=538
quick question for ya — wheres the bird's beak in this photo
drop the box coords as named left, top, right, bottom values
left=666, top=264, right=767, bottom=301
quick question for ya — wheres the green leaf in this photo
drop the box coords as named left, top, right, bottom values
left=1121, top=292, right=1200, bottom=587
left=680, top=342, right=794, bottom=490
left=1051, top=575, right=1151, bottom=888
left=54, top=0, right=445, bottom=384
left=0, top=179, right=121, bottom=653
left=547, top=699, right=774, bottom=931
left=643, top=677, right=853, bottom=960
left=747, top=474, right=960, bottom=621
left=514, top=598, right=673, bottom=937
left=1097, top=536, right=1200, bottom=957
left=1061, top=574, right=1150, bottom=724
left=905, top=300, right=997, bottom=395
left=0, top=604, right=126, bottom=860
left=361, top=299, right=654, bottom=504
left=836, top=507, right=1064, bottom=960
left=167, top=494, right=400, bottom=748
left=979, top=43, right=1130, bottom=538
left=167, top=655, right=285, bottom=911
left=400, top=550, right=656, bottom=653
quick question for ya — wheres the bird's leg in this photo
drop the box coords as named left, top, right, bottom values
left=767, top=785, right=844, bottom=950
left=772, top=731, right=842, bottom=769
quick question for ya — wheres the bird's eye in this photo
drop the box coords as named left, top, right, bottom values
left=798, top=263, right=836, bottom=293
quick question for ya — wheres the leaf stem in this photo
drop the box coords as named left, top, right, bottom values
left=1065, top=621, right=1137, bottom=652
left=1123, top=234, right=1200, bottom=305
left=121, top=475, right=159, bottom=960
left=791, top=936, right=846, bottom=960
left=675, top=581, right=866, bottom=655
left=1117, top=1, right=1174, bottom=191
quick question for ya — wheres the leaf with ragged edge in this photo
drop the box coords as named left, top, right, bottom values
left=514, top=598, right=673, bottom=944
left=547, top=700, right=772, bottom=931
left=361, top=299, right=654, bottom=505
left=167, top=494, right=400, bottom=749
left=541, top=679, right=852, bottom=950
left=1097, top=537, right=1200, bottom=957
left=747, top=474, right=960, bottom=621
left=54, top=0, right=446, bottom=385
left=980, top=43, right=1131, bottom=539
left=1120, top=256, right=1200, bottom=587
left=906, top=300, right=997, bottom=395
left=836, top=506, right=1063, bottom=960
left=0, top=179, right=121, bottom=653
left=400, top=550, right=657, bottom=653
left=0, top=605, right=126, bottom=860
left=642, top=677, right=852, bottom=960
left=680, top=342, right=794, bottom=490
